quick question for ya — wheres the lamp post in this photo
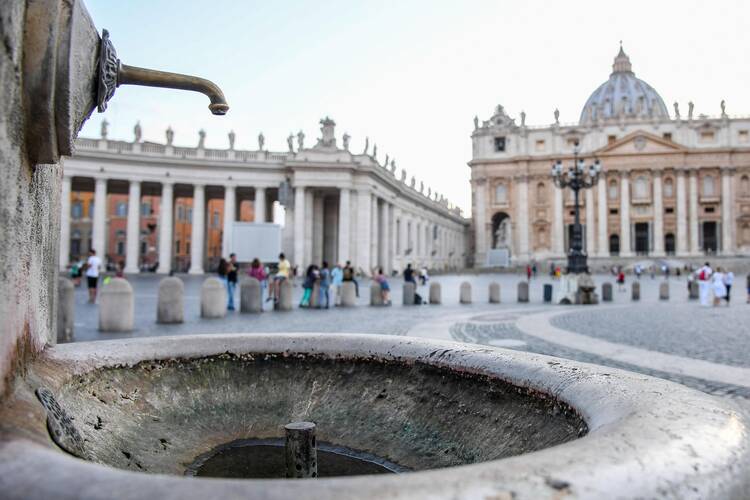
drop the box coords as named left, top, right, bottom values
left=551, top=142, right=602, bottom=274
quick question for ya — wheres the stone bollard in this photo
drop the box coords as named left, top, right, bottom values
left=99, top=278, right=134, bottom=332
left=689, top=280, right=699, bottom=300
left=340, top=282, right=356, bottom=307
left=240, top=277, right=262, bottom=313
left=403, top=282, right=416, bottom=305
left=543, top=284, right=553, bottom=303
left=57, top=277, right=75, bottom=343
left=277, top=280, right=293, bottom=311
left=429, top=282, right=441, bottom=304
left=659, top=282, right=670, bottom=301
left=631, top=281, right=640, bottom=301
left=201, top=277, right=227, bottom=319
left=489, top=282, right=501, bottom=304
left=460, top=282, right=472, bottom=304
left=370, top=282, right=383, bottom=306
left=602, top=282, right=613, bottom=302
left=157, top=277, right=184, bottom=324
left=517, top=281, right=529, bottom=303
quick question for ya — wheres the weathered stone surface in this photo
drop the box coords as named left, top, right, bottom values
left=489, top=282, right=501, bottom=304
left=277, top=280, right=293, bottom=311
left=660, top=282, right=670, bottom=301
left=370, top=282, right=383, bottom=306
left=240, top=278, right=262, bottom=314
left=460, top=282, right=472, bottom=304
left=631, top=282, right=641, bottom=301
left=98, top=278, right=134, bottom=332
left=340, top=282, right=356, bottom=307
left=602, top=282, right=613, bottom=302
left=201, top=277, right=226, bottom=319
left=57, top=278, right=74, bottom=343
left=517, top=281, right=529, bottom=303
left=157, top=277, right=184, bottom=323
left=429, top=282, right=441, bottom=304
left=403, top=282, right=416, bottom=306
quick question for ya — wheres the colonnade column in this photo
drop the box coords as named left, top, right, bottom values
left=124, top=180, right=141, bottom=273
left=156, top=182, right=174, bottom=274
left=59, top=176, right=71, bottom=270
left=356, top=190, right=371, bottom=272
left=255, top=187, right=266, bottom=223
left=338, top=188, right=350, bottom=264
left=379, top=201, right=390, bottom=273
left=552, top=185, right=564, bottom=256
left=652, top=172, right=664, bottom=256
left=619, top=171, right=632, bottom=257
left=189, top=184, right=205, bottom=274
left=293, top=187, right=306, bottom=268
left=721, top=167, right=734, bottom=254
left=222, top=185, right=236, bottom=258
left=596, top=175, right=608, bottom=257
left=473, top=180, right=487, bottom=265
left=515, top=175, right=529, bottom=261
left=585, top=186, right=595, bottom=255
left=676, top=169, right=688, bottom=255
left=370, top=196, right=379, bottom=271
left=92, top=177, right=107, bottom=257
left=688, top=170, right=699, bottom=254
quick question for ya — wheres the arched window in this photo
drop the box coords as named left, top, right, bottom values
left=115, top=201, right=127, bottom=217
left=702, top=175, right=716, bottom=197
left=71, top=201, right=83, bottom=219
left=536, top=182, right=546, bottom=201
left=741, top=175, right=750, bottom=197
left=494, top=184, right=508, bottom=204
left=663, top=177, right=674, bottom=197
left=608, top=179, right=618, bottom=200
left=537, top=227, right=546, bottom=246
left=634, top=176, right=649, bottom=199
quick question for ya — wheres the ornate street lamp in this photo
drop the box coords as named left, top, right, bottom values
left=551, top=142, right=602, bottom=274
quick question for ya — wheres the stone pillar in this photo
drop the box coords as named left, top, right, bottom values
left=356, top=190, right=371, bottom=273
left=676, top=169, right=688, bottom=255
left=597, top=174, right=609, bottom=257
left=585, top=184, right=595, bottom=255
left=474, top=180, right=487, bottom=264
left=189, top=184, right=205, bottom=274
left=294, top=186, right=305, bottom=268
left=255, top=187, right=266, bottom=223
left=619, top=172, right=632, bottom=257
left=429, top=282, right=441, bottom=304
left=92, top=177, right=107, bottom=257
left=552, top=184, right=564, bottom=256
left=304, top=188, right=314, bottom=266
left=379, top=201, right=389, bottom=273
left=370, top=196, right=379, bottom=270
left=459, top=282, right=472, bottom=304
left=721, top=167, right=734, bottom=254
left=59, top=176, right=71, bottom=270
left=124, top=180, right=141, bottom=273
left=157, top=182, right=174, bottom=274
left=57, top=277, right=74, bottom=343
left=338, top=188, right=350, bottom=264
left=157, top=276, right=184, bottom=323
left=312, top=194, right=324, bottom=264
left=222, top=185, right=236, bottom=258
left=688, top=170, right=699, bottom=254
left=399, top=211, right=408, bottom=264
left=201, top=277, right=227, bottom=318
left=652, top=172, right=664, bottom=256
left=99, top=278, right=134, bottom=332
left=516, top=176, right=529, bottom=260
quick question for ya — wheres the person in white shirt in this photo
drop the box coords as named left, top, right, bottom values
left=85, top=249, right=102, bottom=303
left=723, top=269, right=735, bottom=305
left=697, top=262, right=713, bottom=307
left=711, top=267, right=727, bottom=307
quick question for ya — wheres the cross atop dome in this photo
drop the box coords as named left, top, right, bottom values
left=612, top=41, right=633, bottom=74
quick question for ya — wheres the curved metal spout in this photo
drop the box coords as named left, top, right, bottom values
left=117, top=64, right=229, bottom=115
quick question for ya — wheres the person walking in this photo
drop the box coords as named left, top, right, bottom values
left=697, top=261, right=713, bottom=307
left=616, top=268, right=625, bottom=291
left=84, top=249, right=102, bottom=303
left=343, top=261, right=359, bottom=298
left=723, top=269, right=734, bottom=305
left=299, top=264, right=319, bottom=308
left=526, top=264, right=532, bottom=281
left=531, top=262, right=537, bottom=278
left=712, top=267, right=727, bottom=307
left=318, top=261, right=331, bottom=309
left=374, top=267, right=391, bottom=305
left=331, top=263, right=344, bottom=305
left=268, top=253, right=290, bottom=304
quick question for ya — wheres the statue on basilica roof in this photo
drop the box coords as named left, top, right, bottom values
left=100, top=119, right=109, bottom=139
left=297, top=130, right=305, bottom=150
left=342, top=132, right=350, bottom=151
left=688, top=101, right=694, bottom=120
left=287, top=133, right=294, bottom=153
left=228, top=130, right=235, bottom=150
left=165, top=126, right=174, bottom=146
left=673, top=102, right=680, bottom=120
left=721, top=100, right=727, bottom=118
left=133, top=121, right=142, bottom=143
left=198, top=129, right=206, bottom=149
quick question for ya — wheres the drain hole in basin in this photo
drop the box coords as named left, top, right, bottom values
left=185, top=439, right=408, bottom=478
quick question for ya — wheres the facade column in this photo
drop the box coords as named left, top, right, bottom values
left=222, top=185, right=236, bottom=258
left=619, top=171, right=632, bottom=257
left=59, top=176, right=71, bottom=270
left=92, top=177, right=107, bottom=257
left=688, top=170, right=699, bottom=254
left=124, top=180, right=141, bottom=273
left=721, top=167, right=734, bottom=254
left=585, top=185, right=595, bottom=255
left=156, top=182, right=174, bottom=274
left=473, top=180, right=487, bottom=265
left=652, top=172, right=665, bottom=256
left=337, top=188, right=350, bottom=264
left=312, top=194, right=324, bottom=264
left=515, top=176, right=529, bottom=261
left=379, top=201, right=390, bottom=273
left=293, top=187, right=305, bottom=268
left=189, top=184, right=205, bottom=274
left=676, top=169, right=688, bottom=255
left=596, top=174, right=608, bottom=256
left=356, top=190, right=371, bottom=272
left=255, top=187, right=266, bottom=223
left=370, top=196, right=379, bottom=270
left=552, top=184, right=564, bottom=256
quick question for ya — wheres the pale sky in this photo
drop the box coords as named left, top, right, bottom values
left=80, top=0, right=750, bottom=214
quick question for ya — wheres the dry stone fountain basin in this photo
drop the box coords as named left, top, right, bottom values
left=0, top=334, right=749, bottom=499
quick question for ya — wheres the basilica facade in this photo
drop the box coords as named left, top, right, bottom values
left=470, top=45, right=750, bottom=267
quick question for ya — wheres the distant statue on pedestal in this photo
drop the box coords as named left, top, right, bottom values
left=165, top=126, right=174, bottom=146
left=410, top=176, right=415, bottom=188
left=198, top=129, right=206, bottom=149
left=673, top=102, right=680, bottom=120
left=401, top=169, right=407, bottom=182
left=297, top=130, right=305, bottom=150
left=390, top=159, right=396, bottom=173
left=520, top=111, right=526, bottom=127
left=100, top=119, right=109, bottom=139
left=133, top=121, right=142, bottom=143
left=721, top=99, right=727, bottom=118
left=287, top=133, right=294, bottom=153
left=258, top=132, right=265, bottom=151
left=427, top=187, right=431, bottom=197
left=688, top=101, right=694, bottom=120
left=384, top=154, right=389, bottom=168
left=372, top=144, right=377, bottom=158
left=553, top=109, right=560, bottom=125
left=419, top=181, right=424, bottom=193
left=342, top=132, right=350, bottom=151
left=228, top=130, right=236, bottom=150
left=363, top=136, right=369, bottom=154
left=473, top=115, right=479, bottom=130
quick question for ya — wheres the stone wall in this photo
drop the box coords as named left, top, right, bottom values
left=0, top=3, right=62, bottom=399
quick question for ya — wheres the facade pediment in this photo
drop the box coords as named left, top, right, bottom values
left=595, top=131, right=686, bottom=155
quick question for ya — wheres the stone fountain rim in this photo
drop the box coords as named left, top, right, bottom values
left=1, top=333, right=749, bottom=500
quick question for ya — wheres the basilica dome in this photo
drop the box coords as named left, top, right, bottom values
left=579, top=45, right=669, bottom=124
